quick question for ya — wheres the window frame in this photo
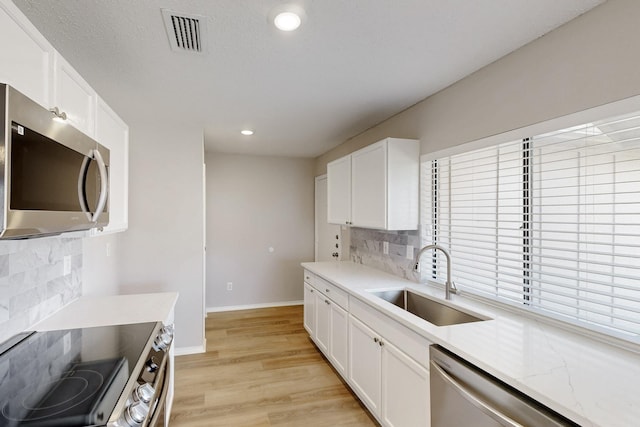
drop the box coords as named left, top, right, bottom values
left=419, top=95, right=640, bottom=347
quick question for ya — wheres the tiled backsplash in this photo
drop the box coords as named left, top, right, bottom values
left=349, top=228, right=421, bottom=281
left=0, top=237, right=82, bottom=343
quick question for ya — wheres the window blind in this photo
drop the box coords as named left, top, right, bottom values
left=421, top=111, right=640, bottom=341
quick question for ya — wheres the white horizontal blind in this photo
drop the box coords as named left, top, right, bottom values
left=421, top=111, right=640, bottom=341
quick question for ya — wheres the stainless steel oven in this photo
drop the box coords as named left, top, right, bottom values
left=0, top=322, right=173, bottom=427
left=147, top=357, right=171, bottom=427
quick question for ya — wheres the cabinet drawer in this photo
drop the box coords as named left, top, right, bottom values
left=304, top=270, right=315, bottom=284
left=315, top=276, right=348, bottom=310
left=303, top=270, right=349, bottom=309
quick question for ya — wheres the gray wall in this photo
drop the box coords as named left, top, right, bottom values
left=0, top=237, right=82, bottom=343
left=116, top=122, right=205, bottom=350
left=206, top=153, right=314, bottom=309
left=316, top=0, right=640, bottom=279
left=315, top=0, right=640, bottom=174
left=82, top=233, right=120, bottom=296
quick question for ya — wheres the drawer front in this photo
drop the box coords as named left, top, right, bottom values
left=303, top=270, right=349, bottom=310
left=315, top=276, right=349, bottom=309
left=304, top=270, right=315, bottom=284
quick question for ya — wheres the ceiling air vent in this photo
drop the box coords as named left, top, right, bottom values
left=161, top=9, right=207, bottom=53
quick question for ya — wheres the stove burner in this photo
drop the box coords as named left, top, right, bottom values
left=0, top=322, right=161, bottom=427
left=6, top=370, right=103, bottom=420
left=1, top=358, right=126, bottom=426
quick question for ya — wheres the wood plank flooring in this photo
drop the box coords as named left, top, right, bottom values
left=169, top=305, right=378, bottom=426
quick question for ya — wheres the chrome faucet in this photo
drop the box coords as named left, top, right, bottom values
left=414, top=244, right=456, bottom=300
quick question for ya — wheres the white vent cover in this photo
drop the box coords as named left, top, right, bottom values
left=161, top=9, right=207, bottom=53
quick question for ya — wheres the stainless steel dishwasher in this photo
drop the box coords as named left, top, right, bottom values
left=430, top=345, right=580, bottom=426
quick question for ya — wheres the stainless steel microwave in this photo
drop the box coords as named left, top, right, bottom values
left=0, top=83, right=109, bottom=239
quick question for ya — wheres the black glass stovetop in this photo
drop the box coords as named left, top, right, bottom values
left=0, top=322, right=158, bottom=427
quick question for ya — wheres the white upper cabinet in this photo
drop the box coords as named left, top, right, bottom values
left=52, top=53, right=97, bottom=137
left=327, top=138, right=419, bottom=230
left=92, top=97, right=129, bottom=235
left=327, top=155, right=352, bottom=225
left=0, top=1, right=53, bottom=107
left=351, top=141, right=387, bottom=228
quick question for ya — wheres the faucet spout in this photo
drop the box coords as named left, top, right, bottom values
left=414, top=244, right=455, bottom=300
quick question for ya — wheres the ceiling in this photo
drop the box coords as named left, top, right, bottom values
left=14, top=0, right=605, bottom=158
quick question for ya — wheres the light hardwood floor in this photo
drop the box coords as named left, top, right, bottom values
left=169, top=305, right=378, bottom=426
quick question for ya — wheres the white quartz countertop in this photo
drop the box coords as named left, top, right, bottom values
left=33, top=292, right=179, bottom=331
left=302, top=261, right=640, bottom=427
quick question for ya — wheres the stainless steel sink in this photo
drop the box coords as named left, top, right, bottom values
left=369, top=289, right=489, bottom=326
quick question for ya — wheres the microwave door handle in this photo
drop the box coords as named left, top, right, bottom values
left=91, top=149, right=108, bottom=223
left=77, top=156, right=92, bottom=219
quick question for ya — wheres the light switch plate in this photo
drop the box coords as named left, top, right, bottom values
left=383, top=241, right=389, bottom=255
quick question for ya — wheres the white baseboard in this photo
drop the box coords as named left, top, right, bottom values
left=174, top=339, right=206, bottom=356
left=207, top=300, right=303, bottom=313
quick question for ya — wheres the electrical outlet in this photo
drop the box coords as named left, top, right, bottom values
left=63, top=333, right=71, bottom=355
left=63, top=255, right=71, bottom=275
left=406, top=245, right=414, bottom=260
left=382, top=241, right=389, bottom=255
left=226, top=282, right=233, bottom=291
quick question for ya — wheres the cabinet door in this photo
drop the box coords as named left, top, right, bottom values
left=348, top=315, right=381, bottom=416
left=351, top=141, right=387, bottom=229
left=0, top=1, right=52, bottom=107
left=303, top=283, right=316, bottom=335
left=315, top=292, right=331, bottom=354
left=92, top=97, right=129, bottom=235
left=53, top=52, right=96, bottom=136
left=329, top=302, right=348, bottom=377
left=327, top=156, right=351, bottom=225
left=381, top=340, right=430, bottom=427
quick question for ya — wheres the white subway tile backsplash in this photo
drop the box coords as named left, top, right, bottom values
left=0, top=237, right=82, bottom=343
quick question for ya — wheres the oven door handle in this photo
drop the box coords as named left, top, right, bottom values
left=430, top=361, right=525, bottom=427
left=147, top=356, right=171, bottom=427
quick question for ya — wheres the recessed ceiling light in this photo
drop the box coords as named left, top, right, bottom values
left=241, top=130, right=254, bottom=136
left=274, top=11, right=301, bottom=31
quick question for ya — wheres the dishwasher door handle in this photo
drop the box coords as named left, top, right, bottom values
left=430, top=361, right=525, bottom=427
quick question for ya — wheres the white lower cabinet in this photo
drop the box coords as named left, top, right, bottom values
left=381, top=338, right=430, bottom=427
left=348, top=302, right=431, bottom=427
left=303, top=272, right=349, bottom=378
left=303, top=283, right=316, bottom=334
left=315, top=291, right=331, bottom=354
left=328, top=302, right=348, bottom=376
left=303, top=271, right=430, bottom=426
left=348, top=315, right=382, bottom=415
